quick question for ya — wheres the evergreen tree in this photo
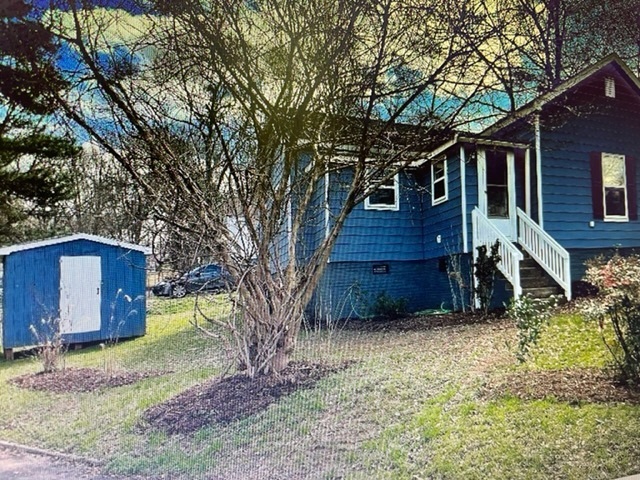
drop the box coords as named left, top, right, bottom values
left=0, top=0, right=78, bottom=243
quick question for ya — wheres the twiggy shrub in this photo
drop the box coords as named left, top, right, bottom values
left=581, top=253, right=640, bottom=383
left=101, top=289, right=141, bottom=375
left=508, top=294, right=559, bottom=363
left=29, top=317, right=67, bottom=373
left=446, top=252, right=472, bottom=312
left=474, top=241, right=501, bottom=314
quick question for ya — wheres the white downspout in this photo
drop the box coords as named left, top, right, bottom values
left=534, top=114, right=544, bottom=228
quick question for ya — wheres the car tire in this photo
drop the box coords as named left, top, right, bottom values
left=172, top=284, right=187, bottom=298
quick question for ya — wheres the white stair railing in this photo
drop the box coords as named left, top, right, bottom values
left=516, top=208, right=571, bottom=300
left=472, top=207, right=523, bottom=298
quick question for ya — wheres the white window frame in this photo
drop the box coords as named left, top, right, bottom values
left=364, top=172, right=400, bottom=211
left=602, top=152, right=628, bottom=222
left=431, top=158, right=448, bottom=206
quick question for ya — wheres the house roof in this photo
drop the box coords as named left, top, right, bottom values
left=0, top=233, right=152, bottom=256
left=413, top=54, right=640, bottom=165
left=483, top=53, right=640, bottom=135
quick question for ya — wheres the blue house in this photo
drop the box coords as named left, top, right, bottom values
left=0, top=233, right=150, bottom=358
left=308, top=54, right=640, bottom=318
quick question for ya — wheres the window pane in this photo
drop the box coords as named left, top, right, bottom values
left=605, top=187, right=626, bottom=216
left=487, top=155, right=507, bottom=185
left=370, top=171, right=394, bottom=187
left=434, top=161, right=445, bottom=179
left=433, top=179, right=445, bottom=200
left=603, top=156, right=625, bottom=187
left=369, top=187, right=395, bottom=206
left=487, top=185, right=509, bottom=218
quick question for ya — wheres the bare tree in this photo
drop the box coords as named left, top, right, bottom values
left=465, top=0, right=640, bottom=114
left=49, top=0, right=493, bottom=376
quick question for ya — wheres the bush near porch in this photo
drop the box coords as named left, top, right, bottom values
left=0, top=296, right=638, bottom=479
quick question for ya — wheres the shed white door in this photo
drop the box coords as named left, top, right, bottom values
left=59, top=256, right=101, bottom=334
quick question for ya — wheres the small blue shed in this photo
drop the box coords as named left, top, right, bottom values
left=0, top=233, right=151, bottom=358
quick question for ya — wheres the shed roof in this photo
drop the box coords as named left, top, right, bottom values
left=0, top=233, right=152, bottom=256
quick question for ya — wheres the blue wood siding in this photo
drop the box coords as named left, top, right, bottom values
left=328, top=168, right=425, bottom=262
left=540, top=94, right=640, bottom=249
left=308, top=255, right=510, bottom=320
left=568, top=247, right=640, bottom=284
left=422, top=151, right=464, bottom=259
left=297, top=175, right=326, bottom=265
left=309, top=259, right=454, bottom=319
left=2, top=239, right=146, bottom=349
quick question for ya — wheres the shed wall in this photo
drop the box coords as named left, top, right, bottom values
left=2, top=239, right=146, bottom=349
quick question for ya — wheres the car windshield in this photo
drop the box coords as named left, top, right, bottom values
left=187, top=264, right=220, bottom=276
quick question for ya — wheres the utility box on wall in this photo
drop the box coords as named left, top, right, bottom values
left=0, top=234, right=150, bottom=359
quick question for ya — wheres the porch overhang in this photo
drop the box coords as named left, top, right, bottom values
left=410, top=134, right=530, bottom=167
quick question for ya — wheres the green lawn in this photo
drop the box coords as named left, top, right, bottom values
left=0, top=299, right=638, bottom=479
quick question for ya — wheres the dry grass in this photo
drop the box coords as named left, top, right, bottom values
left=0, top=299, right=639, bottom=479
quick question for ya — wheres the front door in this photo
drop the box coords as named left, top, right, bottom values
left=478, top=149, right=516, bottom=240
left=59, top=256, right=101, bottom=334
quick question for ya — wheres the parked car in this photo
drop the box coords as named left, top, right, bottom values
left=152, top=264, right=235, bottom=298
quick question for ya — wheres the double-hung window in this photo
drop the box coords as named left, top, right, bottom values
left=590, top=151, right=637, bottom=222
left=365, top=171, right=399, bottom=211
left=602, top=153, right=628, bottom=220
left=431, top=158, right=448, bottom=205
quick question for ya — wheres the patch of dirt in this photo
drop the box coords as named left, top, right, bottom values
left=340, top=311, right=507, bottom=333
left=10, top=368, right=164, bottom=393
left=483, top=368, right=640, bottom=404
left=140, top=361, right=353, bottom=435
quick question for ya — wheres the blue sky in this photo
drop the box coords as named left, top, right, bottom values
left=32, top=0, right=144, bottom=14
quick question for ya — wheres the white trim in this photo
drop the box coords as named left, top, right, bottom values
left=460, top=146, right=468, bottom=253
left=324, top=170, right=330, bottom=239
left=431, top=158, right=448, bottom=206
left=535, top=114, right=544, bottom=228
left=364, top=173, right=400, bottom=211
left=411, top=135, right=529, bottom=167
left=0, top=233, right=151, bottom=256
left=411, top=137, right=458, bottom=167
left=601, top=152, right=629, bottom=222
left=507, top=150, right=517, bottom=238
left=525, top=148, right=531, bottom=215
left=477, top=148, right=487, bottom=214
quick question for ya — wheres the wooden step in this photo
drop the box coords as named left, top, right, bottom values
left=521, top=275, right=555, bottom=288
left=522, top=286, right=563, bottom=298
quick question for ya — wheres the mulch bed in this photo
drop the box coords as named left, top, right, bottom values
left=339, top=311, right=506, bottom=333
left=483, top=368, right=640, bottom=404
left=10, top=368, right=164, bottom=393
left=140, top=361, right=353, bottom=435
